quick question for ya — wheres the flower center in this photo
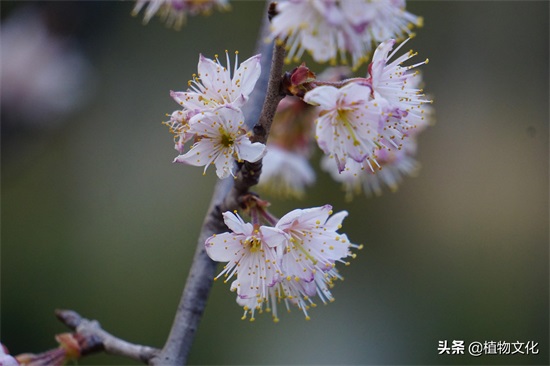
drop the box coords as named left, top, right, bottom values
left=245, top=236, right=261, bottom=252
left=220, top=131, right=235, bottom=147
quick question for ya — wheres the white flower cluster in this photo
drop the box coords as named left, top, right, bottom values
left=164, top=52, right=266, bottom=179
left=206, top=205, right=361, bottom=321
left=307, top=38, right=433, bottom=197
left=270, top=0, right=422, bottom=69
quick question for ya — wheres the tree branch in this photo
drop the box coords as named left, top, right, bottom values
left=149, top=2, right=286, bottom=365
left=55, top=309, right=159, bottom=363
left=221, top=40, right=286, bottom=211
left=46, top=4, right=285, bottom=366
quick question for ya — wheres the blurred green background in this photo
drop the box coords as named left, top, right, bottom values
left=1, top=1, right=548, bottom=365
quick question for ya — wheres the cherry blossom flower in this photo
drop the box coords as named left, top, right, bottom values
left=267, top=266, right=343, bottom=321
left=270, top=0, right=358, bottom=65
left=170, top=51, right=261, bottom=120
left=269, top=0, right=422, bottom=69
left=368, top=38, right=433, bottom=130
left=206, top=205, right=360, bottom=321
left=273, top=205, right=360, bottom=319
left=361, top=0, right=423, bottom=45
left=275, top=205, right=357, bottom=281
left=205, top=211, right=287, bottom=320
left=304, top=82, right=382, bottom=171
left=132, top=0, right=229, bottom=30
left=322, top=137, right=421, bottom=199
left=164, top=51, right=261, bottom=152
left=173, top=106, right=265, bottom=178
left=234, top=266, right=344, bottom=322
left=300, top=37, right=432, bottom=196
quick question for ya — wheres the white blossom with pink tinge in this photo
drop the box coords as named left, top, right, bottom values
left=170, top=51, right=261, bottom=120
left=275, top=205, right=357, bottom=283
left=322, top=137, right=421, bottom=199
left=165, top=51, right=261, bottom=155
left=368, top=38, right=433, bottom=132
left=205, top=212, right=287, bottom=318
left=269, top=0, right=422, bottom=69
left=173, top=106, right=265, bottom=179
left=205, top=205, right=361, bottom=321
left=304, top=82, right=382, bottom=172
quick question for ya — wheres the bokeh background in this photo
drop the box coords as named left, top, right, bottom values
left=1, top=1, right=548, bottom=365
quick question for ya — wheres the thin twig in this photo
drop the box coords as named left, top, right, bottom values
left=55, top=309, right=159, bottom=363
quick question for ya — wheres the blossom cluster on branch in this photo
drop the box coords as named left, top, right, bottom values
left=307, top=38, right=432, bottom=199
left=164, top=52, right=265, bottom=179
left=269, top=0, right=422, bottom=69
left=2, top=0, right=435, bottom=364
left=206, top=203, right=361, bottom=321
left=158, top=0, right=433, bottom=320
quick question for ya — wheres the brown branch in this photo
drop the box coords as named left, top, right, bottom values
left=149, top=3, right=286, bottom=366
left=55, top=309, right=159, bottom=363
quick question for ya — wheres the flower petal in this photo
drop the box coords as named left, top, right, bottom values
left=304, top=85, right=341, bottom=108
left=197, top=54, right=228, bottom=93
left=232, top=54, right=261, bottom=102
left=170, top=90, right=205, bottom=113
left=235, top=138, right=266, bottom=163
left=324, top=210, right=348, bottom=231
left=213, top=148, right=235, bottom=179
left=222, top=211, right=252, bottom=235
left=205, top=232, right=243, bottom=262
left=173, top=139, right=218, bottom=168
left=259, top=226, right=288, bottom=248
